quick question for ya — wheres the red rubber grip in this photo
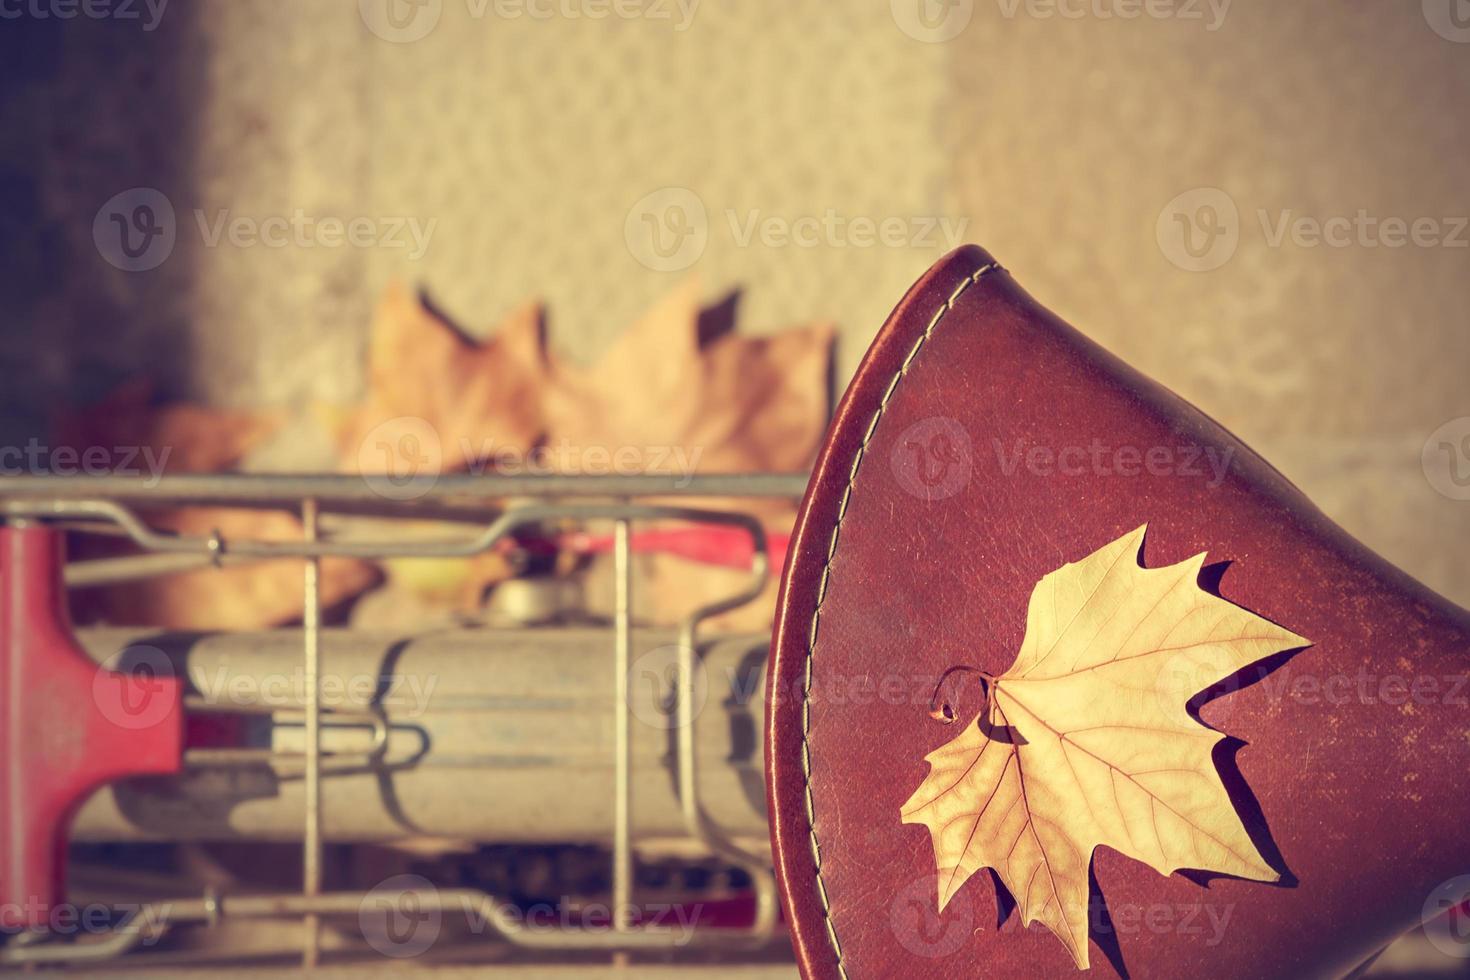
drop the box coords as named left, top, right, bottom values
left=0, top=525, right=183, bottom=930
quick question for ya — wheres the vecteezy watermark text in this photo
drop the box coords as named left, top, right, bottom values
left=1253, top=668, right=1469, bottom=709
left=194, top=209, right=436, bottom=260
left=358, top=875, right=703, bottom=958
left=0, top=0, right=168, bottom=30
left=358, top=417, right=706, bottom=500
left=1257, top=210, right=1470, bottom=251
left=93, top=188, right=436, bottom=272
left=889, top=870, right=1235, bottom=960
left=725, top=209, right=969, bottom=252
left=0, top=438, right=170, bottom=484
left=625, top=187, right=969, bottom=272
left=0, top=900, right=170, bottom=943
left=1158, top=187, right=1470, bottom=272
left=993, top=438, right=1235, bottom=488
left=193, top=666, right=439, bottom=719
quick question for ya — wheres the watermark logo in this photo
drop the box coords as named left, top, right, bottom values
left=0, top=0, right=169, bottom=31
left=1423, top=875, right=1470, bottom=958
left=889, top=871, right=974, bottom=958
left=0, top=438, right=171, bottom=484
left=193, top=209, right=436, bottom=259
left=359, top=0, right=443, bottom=42
left=993, top=438, right=1233, bottom=488
left=628, top=644, right=707, bottom=730
left=1423, top=0, right=1470, bottom=43
left=1165, top=665, right=1467, bottom=713
left=891, top=0, right=974, bottom=42
left=1093, top=897, right=1234, bottom=946
left=193, top=665, right=438, bottom=719
left=94, top=189, right=436, bottom=271
left=358, top=877, right=704, bottom=953
left=1159, top=188, right=1468, bottom=271
left=727, top=209, right=968, bottom=251
left=625, top=189, right=970, bottom=270
left=1257, top=210, right=1468, bottom=250
left=360, top=874, right=442, bottom=958
left=1157, top=187, right=1239, bottom=272
left=355, top=418, right=707, bottom=500
left=625, top=187, right=708, bottom=272
left=92, top=645, right=176, bottom=731
left=1423, top=417, right=1470, bottom=502
left=0, top=901, right=170, bottom=944
left=357, top=417, right=444, bottom=502
left=94, top=188, right=176, bottom=272
left=891, top=417, right=973, bottom=502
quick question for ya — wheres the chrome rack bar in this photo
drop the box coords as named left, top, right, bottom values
left=0, top=888, right=773, bottom=966
left=301, top=498, right=323, bottom=967
left=675, top=521, right=783, bottom=942
left=0, top=471, right=809, bottom=505
left=612, top=516, right=634, bottom=939
left=1, top=499, right=764, bottom=561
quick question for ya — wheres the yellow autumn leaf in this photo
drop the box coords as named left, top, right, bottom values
left=900, top=524, right=1309, bottom=970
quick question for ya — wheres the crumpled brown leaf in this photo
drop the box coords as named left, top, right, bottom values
left=543, top=279, right=833, bottom=477
left=337, top=282, right=548, bottom=475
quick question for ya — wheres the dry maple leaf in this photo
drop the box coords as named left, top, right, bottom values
left=900, top=525, right=1309, bottom=969
left=338, top=282, right=548, bottom=473
left=543, top=279, right=834, bottom=477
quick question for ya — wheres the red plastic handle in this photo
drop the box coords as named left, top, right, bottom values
left=0, top=525, right=183, bottom=929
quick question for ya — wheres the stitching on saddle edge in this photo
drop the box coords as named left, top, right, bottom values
left=800, top=261, right=1001, bottom=979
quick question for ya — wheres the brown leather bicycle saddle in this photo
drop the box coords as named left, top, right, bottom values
left=766, top=245, right=1470, bottom=979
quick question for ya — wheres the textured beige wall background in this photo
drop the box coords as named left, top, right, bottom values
left=943, top=0, right=1470, bottom=611
left=2, top=0, right=1468, bottom=608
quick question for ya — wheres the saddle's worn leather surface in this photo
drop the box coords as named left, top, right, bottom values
left=766, top=245, right=1470, bottom=978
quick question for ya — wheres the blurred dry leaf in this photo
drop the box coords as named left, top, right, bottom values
left=338, top=282, right=548, bottom=474
left=544, top=280, right=834, bottom=476
left=53, top=379, right=282, bottom=474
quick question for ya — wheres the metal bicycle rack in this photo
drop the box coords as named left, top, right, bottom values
left=0, top=471, right=808, bottom=968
